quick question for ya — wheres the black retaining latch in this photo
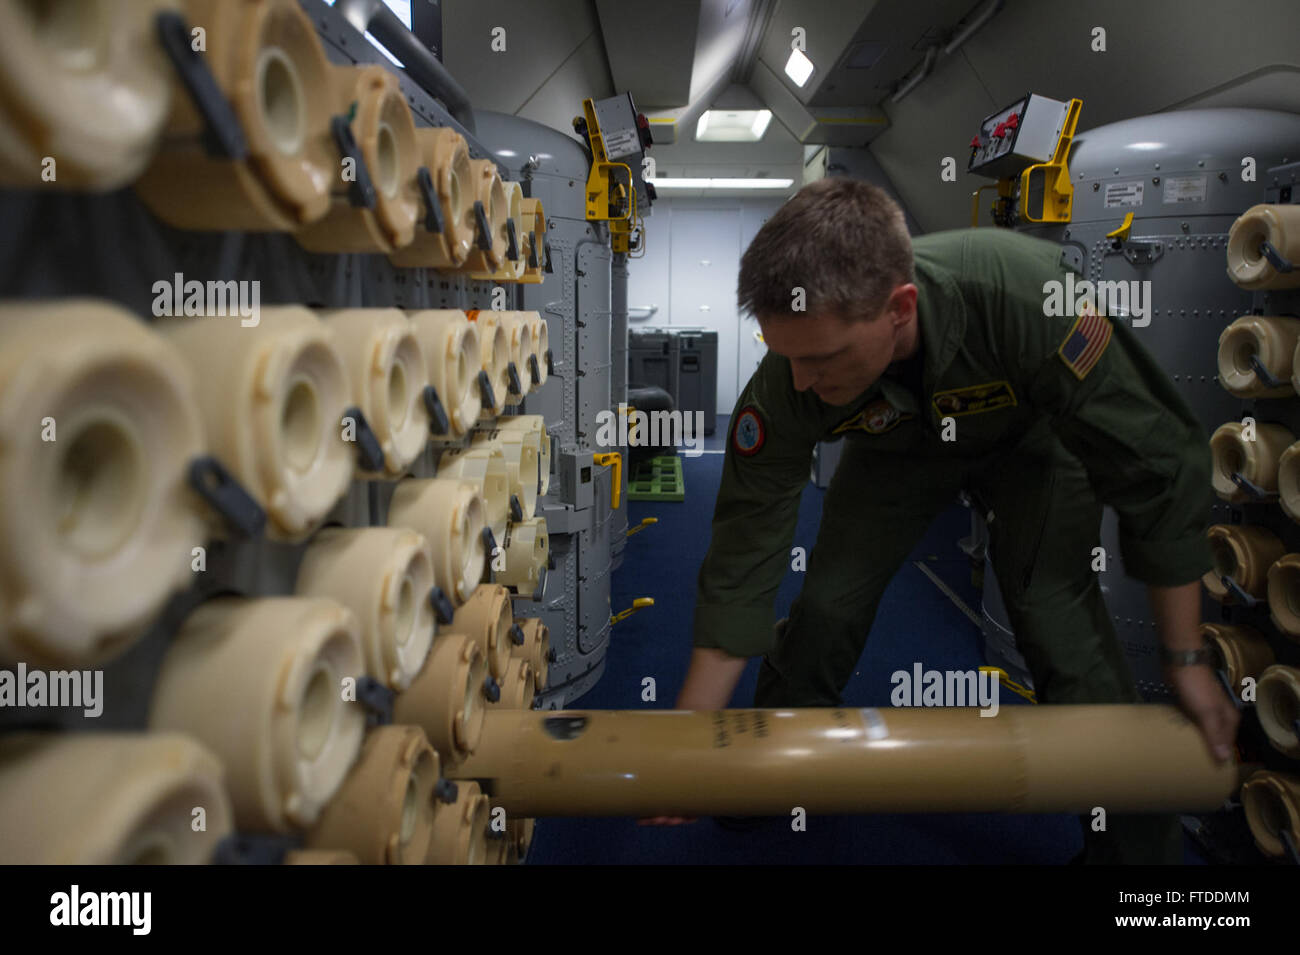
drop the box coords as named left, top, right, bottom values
left=545, top=349, right=555, bottom=376
left=156, top=12, right=248, bottom=160
left=343, top=407, right=386, bottom=472
left=1259, top=239, right=1296, bottom=274
left=510, top=494, right=524, bottom=523
left=478, top=369, right=497, bottom=411
left=416, top=166, right=444, bottom=233
left=483, top=675, right=501, bottom=703
left=188, top=456, right=266, bottom=537
left=505, top=218, right=519, bottom=261
left=510, top=623, right=526, bottom=646
left=507, top=362, right=523, bottom=396
left=528, top=354, right=541, bottom=386
left=429, top=586, right=456, bottom=625
left=527, top=231, right=539, bottom=268
left=433, top=778, right=459, bottom=805
left=423, top=385, right=450, bottom=436
left=473, top=200, right=493, bottom=250
left=212, top=833, right=300, bottom=865
left=356, top=675, right=395, bottom=727
left=331, top=114, right=377, bottom=209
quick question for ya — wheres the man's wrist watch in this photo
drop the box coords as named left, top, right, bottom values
left=1160, top=646, right=1213, bottom=667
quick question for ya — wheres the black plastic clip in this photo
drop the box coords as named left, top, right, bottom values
left=547, top=552, right=556, bottom=571
left=356, top=675, right=395, bottom=727
left=212, top=833, right=300, bottom=865
left=483, top=526, right=499, bottom=570
left=510, top=494, right=524, bottom=523
left=545, top=349, right=555, bottom=376
left=429, top=586, right=456, bottom=625
left=343, top=407, right=386, bottom=472
left=546, top=646, right=558, bottom=663
left=1230, top=470, right=1277, bottom=501
left=507, top=361, right=523, bottom=397
left=473, top=200, right=493, bottom=251
left=189, top=456, right=266, bottom=537
left=528, top=354, right=541, bottom=386
left=532, top=563, right=547, bottom=602
left=509, top=623, right=526, bottom=646
left=1220, top=575, right=1259, bottom=608
left=1259, top=239, right=1296, bottom=275
left=543, top=236, right=554, bottom=273
left=433, top=778, right=459, bottom=805
left=331, top=114, right=377, bottom=209
left=423, top=385, right=450, bottom=436
left=527, top=231, right=539, bottom=268
left=505, top=218, right=520, bottom=261
left=1248, top=354, right=1286, bottom=390
left=416, top=166, right=444, bottom=233
left=156, top=12, right=248, bottom=160
left=478, top=369, right=497, bottom=411
left=483, top=675, right=501, bottom=703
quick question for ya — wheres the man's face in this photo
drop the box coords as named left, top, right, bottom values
left=757, top=285, right=917, bottom=407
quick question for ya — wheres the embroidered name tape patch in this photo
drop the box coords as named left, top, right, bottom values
left=831, top=399, right=913, bottom=436
left=1058, top=302, right=1112, bottom=381
left=931, top=380, right=1017, bottom=418
left=733, top=406, right=765, bottom=456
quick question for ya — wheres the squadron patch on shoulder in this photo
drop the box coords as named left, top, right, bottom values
left=1058, top=300, right=1112, bottom=381
left=733, top=406, right=765, bottom=456
left=831, top=399, right=913, bottom=436
left=931, top=380, right=1017, bottom=418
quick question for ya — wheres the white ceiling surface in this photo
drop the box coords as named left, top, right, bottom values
left=440, top=1, right=1300, bottom=224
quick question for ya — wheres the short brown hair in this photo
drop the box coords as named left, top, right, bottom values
left=737, top=178, right=914, bottom=321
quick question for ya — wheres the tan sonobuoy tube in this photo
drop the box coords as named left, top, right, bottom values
left=1256, top=665, right=1300, bottom=758
left=158, top=306, right=353, bottom=541
left=0, top=732, right=233, bottom=864
left=438, top=443, right=510, bottom=543
left=514, top=617, right=550, bottom=691
left=135, top=0, right=337, bottom=231
left=408, top=310, right=482, bottom=437
left=467, top=311, right=512, bottom=415
left=448, top=705, right=1238, bottom=817
left=452, top=583, right=514, bottom=680
left=519, top=199, right=547, bottom=284
left=1276, top=442, right=1300, bottom=524
left=499, top=415, right=550, bottom=496
left=295, top=66, right=421, bottom=254
left=496, top=311, right=534, bottom=401
left=427, top=778, right=490, bottom=865
left=494, top=658, right=535, bottom=710
left=296, top=527, right=434, bottom=690
left=1266, top=553, right=1300, bottom=640
left=388, top=127, right=475, bottom=269
left=469, top=181, right=525, bottom=281
left=460, top=159, right=508, bottom=274
left=284, top=849, right=359, bottom=864
left=319, top=308, right=429, bottom=476
left=1227, top=203, right=1300, bottom=291
left=304, top=724, right=439, bottom=865
left=0, top=0, right=175, bottom=190
left=392, top=632, right=488, bottom=763
left=1202, top=524, right=1285, bottom=601
left=1216, top=315, right=1300, bottom=398
left=499, top=517, right=548, bottom=595
left=472, top=428, right=538, bottom=519
left=149, top=596, right=367, bottom=832
left=0, top=301, right=205, bottom=668
left=1240, top=770, right=1300, bottom=858
left=388, top=478, right=487, bottom=608
left=1209, top=420, right=1293, bottom=503
left=1200, top=623, right=1275, bottom=692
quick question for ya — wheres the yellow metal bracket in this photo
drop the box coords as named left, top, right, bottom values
left=627, top=517, right=658, bottom=538
left=1017, top=97, right=1082, bottom=224
left=611, top=597, right=654, bottom=625
left=594, top=452, right=622, bottom=509
left=1106, top=211, right=1135, bottom=242
left=979, top=666, right=1037, bottom=704
left=580, top=97, right=636, bottom=225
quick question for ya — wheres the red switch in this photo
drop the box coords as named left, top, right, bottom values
left=992, top=122, right=1007, bottom=138
left=969, top=136, right=981, bottom=149
left=1005, top=112, right=1019, bottom=130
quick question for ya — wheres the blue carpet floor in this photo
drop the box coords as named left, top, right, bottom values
left=523, top=419, right=1153, bottom=864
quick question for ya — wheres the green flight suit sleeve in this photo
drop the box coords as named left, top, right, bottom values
left=693, top=352, right=821, bottom=657
left=965, top=231, right=1214, bottom=587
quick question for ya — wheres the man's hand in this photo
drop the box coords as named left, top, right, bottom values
left=1167, top=663, right=1239, bottom=762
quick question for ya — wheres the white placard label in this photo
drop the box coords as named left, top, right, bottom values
left=1104, top=181, right=1144, bottom=208
left=1162, top=174, right=1207, bottom=203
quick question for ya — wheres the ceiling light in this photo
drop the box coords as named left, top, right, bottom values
left=695, top=109, right=773, bottom=142
left=649, top=178, right=794, bottom=190
left=784, top=48, right=814, bottom=87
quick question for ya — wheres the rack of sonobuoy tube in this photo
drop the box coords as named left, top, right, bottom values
left=1205, top=191, right=1300, bottom=862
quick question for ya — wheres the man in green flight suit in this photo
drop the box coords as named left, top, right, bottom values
left=670, top=177, right=1239, bottom=864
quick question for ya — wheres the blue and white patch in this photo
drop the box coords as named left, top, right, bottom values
left=733, top=406, right=765, bottom=456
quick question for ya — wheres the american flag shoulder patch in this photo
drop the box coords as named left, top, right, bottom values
left=1057, top=303, right=1113, bottom=380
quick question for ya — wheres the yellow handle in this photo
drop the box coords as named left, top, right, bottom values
left=611, top=597, right=654, bottom=625
left=594, top=452, right=622, bottom=509
left=979, top=665, right=1037, bottom=704
left=627, top=517, right=658, bottom=538
left=1106, top=211, right=1134, bottom=242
